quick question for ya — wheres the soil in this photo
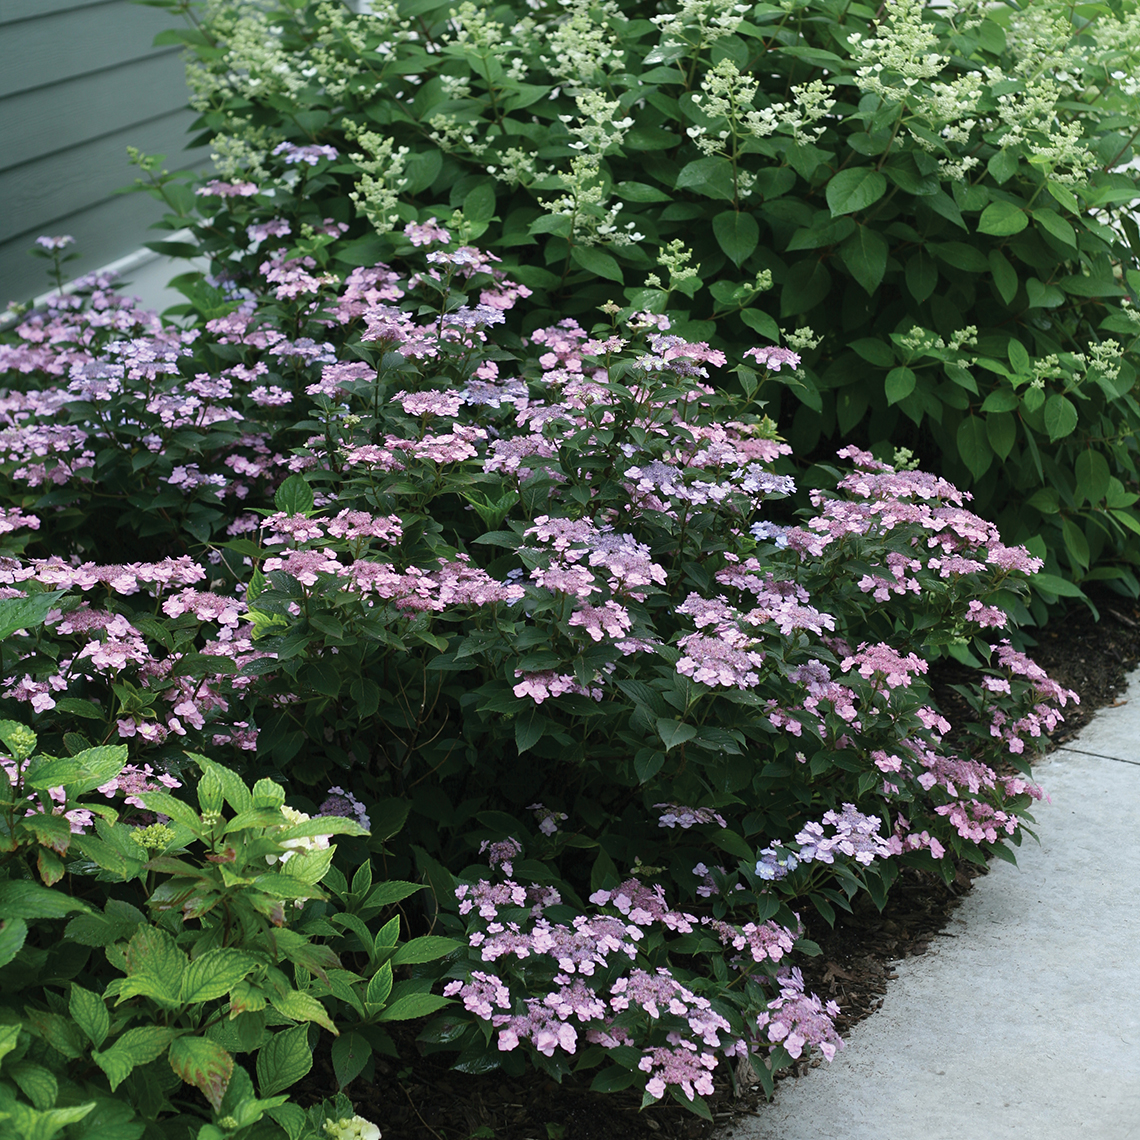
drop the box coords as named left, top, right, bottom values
left=304, top=591, right=1140, bottom=1140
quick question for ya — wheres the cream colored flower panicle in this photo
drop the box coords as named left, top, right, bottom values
left=539, top=0, right=627, bottom=88
left=265, top=805, right=332, bottom=866
left=308, top=0, right=418, bottom=93
left=657, top=239, right=699, bottom=288
left=651, top=0, right=754, bottom=48
left=208, top=130, right=274, bottom=181
left=566, top=91, right=634, bottom=155
left=343, top=123, right=410, bottom=234
left=690, top=61, right=835, bottom=157
left=219, top=6, right=310, bottom=101
left=323, top=1116, right=381, bottom=1140
left=846, top=0, right=946, bottom=98
left=539, top=157, right=645, bottom=247
left=486, top=146, right=538, bottom=187
left=447, top=0, right=507, bottom=48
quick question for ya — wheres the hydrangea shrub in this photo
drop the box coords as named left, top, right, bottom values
left=1, top=212, right=1078, bottom=1114
left=123, top=0, right=1140, bottom=614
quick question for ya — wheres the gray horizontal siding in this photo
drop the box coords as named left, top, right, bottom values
left=0, top=179, right=194, bottom=306
left=1, top=108, right=203, bottom=244
left=0, top=0, right=208, bottom=305
left=0, top=0, right=114, bottom=25
left=2, top=54, right=196, bottom=171
left=1, top=2, right=183, bottom=99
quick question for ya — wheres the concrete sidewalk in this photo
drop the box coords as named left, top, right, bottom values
left=726, top=672, right=1140, bottom=1140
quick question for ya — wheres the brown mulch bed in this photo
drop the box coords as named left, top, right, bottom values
left=305, top=592, right=1140, bottom=1140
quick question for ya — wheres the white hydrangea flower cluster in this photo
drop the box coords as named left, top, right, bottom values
left=308, top=1, right=420, bottom=95
left=651, top=0, right=754, bottom=49
left=265, top=805, right=333, bottom=867
left=918, top=71, right=985, bottom=145
left=843, top=0, right=1102, bottom=186
left=539, top=157, right=645, bottom=248
left=1088, top=340, right=1125, bottom=384
left=657, top=239, right=699, bottom=288
left=785, top=325, right=821, bottom=351
left=427, top=113, right=489, bottom=158
left=486, top=146, right=538, bottom=187
left=538, top=0, right=626, bottom=89
left=1006, top=2, right=1084, bottom=83
left=209, top=129, right=274, bottom=181
left=343, top=123, right=410, bottom=234
left=563, top=91, right=634, bottom=155
left=688, top=61, right=835, bottom=165
left=220, top=9, right=311, bottom=102
left=846, top=0, right=946, bottom=98
left=447, top=1, right=507, bottom=48
left=539, top=90, right=643, bottom=246
left=323, top=1116, right=380, bottom=1140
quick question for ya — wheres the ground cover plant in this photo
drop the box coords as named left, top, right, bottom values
left=127, top=0, right=1140, bottom=617
left=0, top=202, right=1080, bottom=1139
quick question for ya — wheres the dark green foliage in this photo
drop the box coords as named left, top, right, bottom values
left=142, top=0, right=1140, bottom=614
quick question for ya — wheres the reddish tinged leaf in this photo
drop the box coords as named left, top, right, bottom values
left=37, top=848, right=66, bottom=886
left=168, top=1036, right=234, bottom=1111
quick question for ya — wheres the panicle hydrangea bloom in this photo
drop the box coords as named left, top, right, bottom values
left=323, top=1117, right=380, bottom=1140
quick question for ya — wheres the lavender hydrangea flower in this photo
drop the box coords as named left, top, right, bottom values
left=35, top=235, right=75, bottom=251
left=318, top=786, right=371, bottom=831
left=754, top=846, right=799, bottom=880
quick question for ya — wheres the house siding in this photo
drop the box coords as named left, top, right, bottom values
left=0, top=0, right=207, bottom=304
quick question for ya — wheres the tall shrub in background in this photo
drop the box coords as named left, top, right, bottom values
left=137, top=0, right=1140, bottom=619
